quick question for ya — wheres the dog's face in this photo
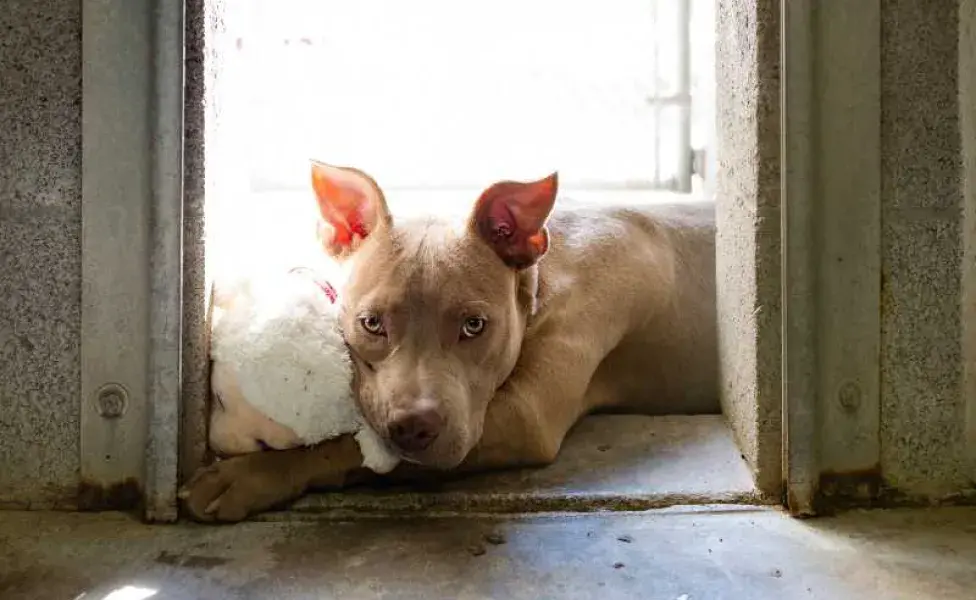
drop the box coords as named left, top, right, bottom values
left=309, top=162, right=557, bottom=468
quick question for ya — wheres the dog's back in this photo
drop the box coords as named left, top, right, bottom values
left=537, top=200, right=719, bottom=415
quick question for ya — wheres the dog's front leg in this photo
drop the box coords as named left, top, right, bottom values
left=458, top=322, right=623, bottom=474
left=180, top=434, right=365, bottom=521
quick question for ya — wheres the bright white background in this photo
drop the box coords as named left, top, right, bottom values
left=223, top=0, right=714, bottom=192
left=208, top=1, right=715, bottom=278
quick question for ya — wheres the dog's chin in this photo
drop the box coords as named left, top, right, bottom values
left=395, top=445, right=468, bottom=471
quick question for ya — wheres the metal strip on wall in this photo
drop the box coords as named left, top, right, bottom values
left=145, top=0, right=186, bottom=522
left=814, top=0, right=882, bottom=498
left=782, top=0, right=883, bottom=514
left=81, top=0, right=154, bottom=511
left=781, top=0, right=819, bottom=517
left=81, top=0, right=184, bottom=520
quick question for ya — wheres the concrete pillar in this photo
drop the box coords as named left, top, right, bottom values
left=714, top=0, right=782, bottom=497
left=0, top=0, right=82, bottom=510
left=960, top=0, right=976, bottom=481
left=879, top=0, right=970, bottom=498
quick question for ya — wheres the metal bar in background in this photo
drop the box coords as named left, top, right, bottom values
left=645, top=93, right=692, bottom=106
left=674, top=0, right=693, bottom=193
left=145, top=0, right=186, bottom=523
left=650, top=0, right=661, bottom=187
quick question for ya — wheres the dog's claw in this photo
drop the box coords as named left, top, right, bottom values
left=205, top=498, right=221, bottom=515
left=179, top=454, right=309, bottom=523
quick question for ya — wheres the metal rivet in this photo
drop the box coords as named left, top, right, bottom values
left=838, top=381, right=861, bottom=412
left=95, top=383, right=128, bottom=418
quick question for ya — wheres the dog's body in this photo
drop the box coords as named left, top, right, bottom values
left=182, top=166, right=718, bottom=521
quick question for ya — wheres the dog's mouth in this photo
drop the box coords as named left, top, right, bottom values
left=383, top=439, right=426, bottom=465
left=397, top=452, right=424, bottom=465
left=387, top=439, right=470, bottom=471
left=366, top=429, right=425, bottom=465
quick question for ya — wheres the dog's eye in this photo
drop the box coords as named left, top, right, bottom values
left=359, top=314, right=386, bottom=336
left=460, top=316, right=487, bottom=339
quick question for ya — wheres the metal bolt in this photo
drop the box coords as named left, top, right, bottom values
left=95, top=384, right=128, bottom=418
left=838, top=381, right=861, bottom=412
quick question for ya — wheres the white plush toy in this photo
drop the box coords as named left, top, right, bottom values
left=207, top=266, right=400, bottom=474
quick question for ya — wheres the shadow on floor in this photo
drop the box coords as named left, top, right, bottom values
left=289, top=414, right=762, bottom=516
left=2, top=506, right=975, bottom=600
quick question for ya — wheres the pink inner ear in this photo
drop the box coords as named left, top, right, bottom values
left=486, top=201, right=517, bottom=241
left=480, top=173, right=557, bottom=235
left=472, top=173, right=558, bottom=269
left=320, top=192, right=369, bottom=246
left=311, top=163, right=378, bottom=249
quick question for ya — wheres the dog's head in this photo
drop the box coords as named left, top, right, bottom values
left=309, top=161, right=557, bottom=469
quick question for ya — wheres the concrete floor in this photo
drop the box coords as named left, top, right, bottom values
left=289, top=415, right=761, bottom=516
left=2, top=506, right=976, bottom=599
left=3, top=417, right=974, bottom=598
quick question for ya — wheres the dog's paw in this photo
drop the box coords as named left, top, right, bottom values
left=179, top=455, right=306, bottom=523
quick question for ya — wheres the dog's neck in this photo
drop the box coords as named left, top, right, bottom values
left=518, top=264, right=541, bottom=319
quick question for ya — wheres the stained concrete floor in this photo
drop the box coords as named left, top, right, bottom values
left=289, top=415, right=761, bottom=516
left=2, top=506, right=976, bottom=599
left=3, top=416, right=974, bottom=598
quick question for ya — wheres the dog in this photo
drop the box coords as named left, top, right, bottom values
left=181, top=161, right=719, bottom=521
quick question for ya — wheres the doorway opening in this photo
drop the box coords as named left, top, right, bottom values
left=193, top=0, right=773, bottom=512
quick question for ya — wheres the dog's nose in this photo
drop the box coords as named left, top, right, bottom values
left=388, top=404, right=444, bottom=453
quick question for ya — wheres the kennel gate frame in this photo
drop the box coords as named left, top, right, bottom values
left=78, top=0, right=887, bottom=521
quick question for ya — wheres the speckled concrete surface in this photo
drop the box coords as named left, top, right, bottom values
left=879, top=0, right=970, bottom=497
left=288, top=415, right=761, bottom=517
left=881, top=0, right=962, bottom=212
left=715, top=0, right=973, bottom=502
left=714, top=0, right=782, bottom=496
left=2, top=0, right=973, bottom=518
left=880, top=218, right=967, bottom=496
left=962, top=0, right=976, bottom=463
left=180, top=0, right=217, bottom=489
left=3, top=507, right=975, bottom=599
left=0, top=0, right=82, bottom=508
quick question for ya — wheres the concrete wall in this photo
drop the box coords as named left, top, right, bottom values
left=181, top=0, right=248, bottom=483
left=719, top=0, right=974, bottom=502
left=0, top=0, right=82, bottom=509
left=181, top=0, right=220, bottom=487
left=715, top=0, right=783, bottom=496
left=879, top=0, right=971, bottom=498
left=0, top=0, right=210, bottom=510
left=961, top=0, right=976, bottom=478
left=0, top=0, right=971, bottom=509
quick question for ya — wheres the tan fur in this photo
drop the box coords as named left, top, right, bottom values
left=181, top=174, right=718, bottom=522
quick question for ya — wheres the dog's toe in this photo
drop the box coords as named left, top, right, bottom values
left=180, top=457, right=304, bottom=523
left=181, top=465, right=234, bottom=522
left=211, top=486, right=253, bottom=522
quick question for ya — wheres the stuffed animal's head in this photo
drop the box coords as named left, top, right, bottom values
left=208, top=270, right=399, bottom=473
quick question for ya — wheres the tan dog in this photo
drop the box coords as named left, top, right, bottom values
left=181, top=162, right=718, bottom=521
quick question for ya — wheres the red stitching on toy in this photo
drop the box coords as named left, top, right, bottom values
left=288, top=267, right=339, bottom=304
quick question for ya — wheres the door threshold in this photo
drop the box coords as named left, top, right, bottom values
left=268, top=414, right=769, bottom=520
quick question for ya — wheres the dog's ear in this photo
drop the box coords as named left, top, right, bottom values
left=310, top=160, right=392, bottom=258
left=469, top=172, right=558, bottom=269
